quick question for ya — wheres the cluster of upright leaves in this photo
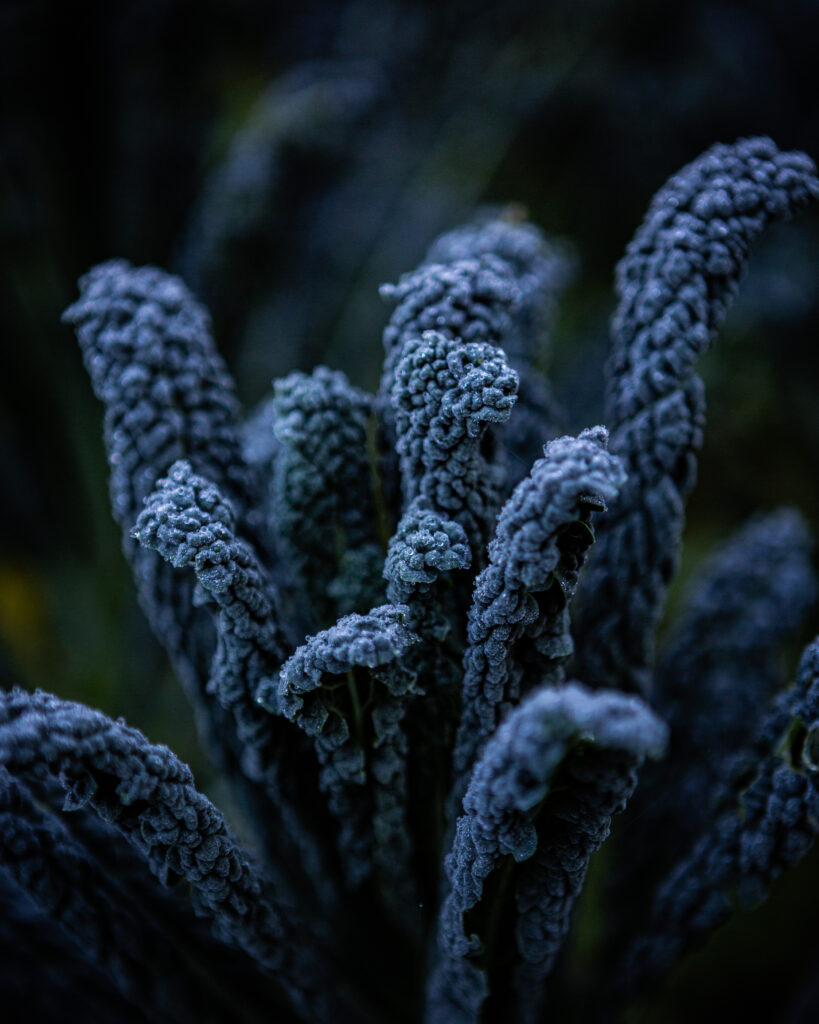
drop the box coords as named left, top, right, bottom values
left=3, top=136, right=819, bottom=1024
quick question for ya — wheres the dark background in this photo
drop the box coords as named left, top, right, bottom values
left=2, top=2, right=819, bottom=1019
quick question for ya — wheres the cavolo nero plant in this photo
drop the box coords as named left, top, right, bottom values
left=2, top=136, right=819, bottom=1023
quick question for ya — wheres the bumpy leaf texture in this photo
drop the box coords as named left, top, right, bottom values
left=380, top=249, right=520, bottom=389
left=19, top=133, right=816, bottom=1024
left=271, top=366, right=384, bottom=627
left=429, top=683, right=667, bottom=1024
left=134, top=458, right=338, bottom=907
left=135, top=458, right=286, bottom=710
left=62, top=263, right=348, bottom=909
left=0, top=689, right=347, bottom=1022
left=391, top=328, right=518, bottom=555
left=619, top=639, right=819, bottom=1001
left=573, top=137, right=819, bottom=696
left=259, top=604, right=419, bottom=894
left=451, top=427, right=626, bottom=810
left=378, top=254, right=521, bottom=526
left=612, top=508, right=817, bottom=921
left=384, top=497, right=471, bottom=606
left=424, top=216, right=571, bottom=485
left=424, top=217, right=570, bottom=367
left=61, top=260, right=267, bottom=772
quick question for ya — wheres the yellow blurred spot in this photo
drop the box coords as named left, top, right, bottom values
left=0, top=563, right=48, bottom=670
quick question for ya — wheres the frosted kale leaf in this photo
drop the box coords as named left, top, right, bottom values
left=574, top=136, right=819, bottom=696
left=0, top=688, right=341, bottom=1022
left=424, top=216, right=571, bottom=365
left=618, top=639, right=819, bottom=1002
left=258, top=604, right=419, bottom=892
left=391, top=329, right=518, bottom=555
left=271, top=366, right=383, bottom=628
left=425, top=215, right=572, bottom=484
left=62, top=260, right=258, bottom=529
left=451, top=426, right=626, bottom=809
left=134, top=459, right=285, bottom=710
left=134, top=459, right=339, bottom=907
left=429, top=683, right=667, bottom=1024
left=384, top=497, right=471, bottom=606
left=613, top=508, right=817, bottom=917
left=380, top=256, right=520, bottom=403
left=61, top=259, right=265, bottom=772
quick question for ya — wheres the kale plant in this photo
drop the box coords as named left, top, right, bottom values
left=2, top=136, right=819, bottom=1023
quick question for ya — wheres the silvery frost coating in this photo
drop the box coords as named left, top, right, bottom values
left=60, top=259, right=267, bottom=783
left=424, top=217, right=571, bottom=486
left=4, top=136, right=819, bottom=1023
left=258, top=604, right=418, bottom=895
left=132, top=458, right=338, bottom=905
left=429, top=684, right=667, bottom=1024
left=379, top=255, right=519, bottom=402
left=0, top=689, right=341, bottom=1023
left=423, top=217, right=570, bottom=368
left=615, top=508, right=817, bottom=907
left=271, top=366, right=383, bottom=627
left=450, top=427, right=627, bottom=811
left=573, top=137, right=819, bottom=696
left=0, top=767, right=232, bottom=1024
left=391, top=329, right=518, bottom=555
left=377, top=253, right=521, bottom=526
left=619, top=639, right=819, bottom=1001
left=134, top=459, right=285, bottom=712
left=383, top=497, right=471, bottom=606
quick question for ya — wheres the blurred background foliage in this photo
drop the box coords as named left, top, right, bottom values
left=2, top=1, right=819, bottom=1018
